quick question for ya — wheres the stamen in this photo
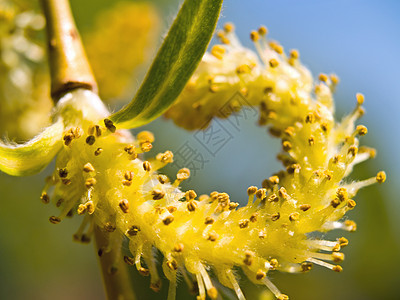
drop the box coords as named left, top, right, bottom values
left=226, top=269, right=246, bottom=300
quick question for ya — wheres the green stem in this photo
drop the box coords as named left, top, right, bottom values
left=40, top=0, right=97, bottom=101
left=94, top=226, right=136, bottom=300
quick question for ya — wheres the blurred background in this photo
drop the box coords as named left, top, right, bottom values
left=0, top=0, right=399, bottom=299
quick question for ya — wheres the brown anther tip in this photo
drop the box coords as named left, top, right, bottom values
left=356, top=93, right=365, bottom=105
left=258, top=25, right=268, bottom=36
left=124, top=144, right=136, bottom=155
left=270, top=258, right=279, bottom=269
left=224, top=22, right=235, bottom=33
left=338, top=237, right=349, bottom=247
left=282, top=140, right=292, bottom=152
left=61, top=178, right=71, bottom=185
left=301, top=262, right=313, bottom=272
left=247, top=186, right=258, bottom=195
left=256, top=188, right=267, bottom=200
left=122, top=180, right=132, bottom=186
left=333, top=265, right=343, bottom=272
left=150, top=281, right=162, bottom=292
left=104, top=222, right=116, bottom=232
left=81, top=234, right=91, bottom=243
left=174, top=243, right=184, bottom=252
left=278, top=187, right=288, bottom=199
left=123, top=256, right=135, bottom=265
left=268, top=194, right=279, bottom=203
left=97, top=248, right=104, bottom=257
left=152, top=189, right=165, bottom=200
left=56, top=198, right=64, bottom=207
left=332, top=252, right=345, bottom=263
left=119, top=199, right=129, bottom=213
left=166, top=260, right=178, bottom=271
left=299, top=204, right=311, bottom=211
left=269, top=58, right=279, bottom=68
left=157, top=174, right=169, bottom=184
left=104, top=119, right=116, bottom=133
left=177, top=168, right=190, bottom=181
left=49, top=216, right=61, bottom=224
left=239, top=219, right=249, bottom=229
left=356, top=125, right=368, bottom=136
left=277, top=294, right=289, bottom=300
left=344, top=220, right=357, bottom=232
left=58, top=168, right=68, bottom=178
left=271, top=213, right=280, bottom=221
left=187, top=200, right=198, bottom=212
left=207, top=287, right=218, bottom=299
left=256, top=269, right=266, bottom=280
left=94, top=148, right=103, bottom=156
left=332, top=244, right=341, bottom=252
left=336, top=188, right=348, bottom=202
left=124, top=171, right=134, bottom=181
left=229, top=202, right=239, bottom=210
left=376, top=171, right=386, bottom=183
left=305, top=112, right=316, bottom=124
left=140, top=142, right=153, bottom=152
left=318, top=73, right=329, bottom=82
left=127, top=225, right=140, bottom=236
left=77, top=204, right=86, bottom=215
left=290, top=49, right=299, bottom=59
left=85, top=177, right=96, bottom=188
left=347, top=146, right=358, bottom=156
left=40, top=192, right=50, bottom=204
left=143, top=161, right=151, bottom=172
left=250, top=213, right=258, bottom=222
left=185, top=190, right=197, bottom=200
left=156, top=151, right=174, bottom=163
left=347, top=199, right=356, bottom=209
left=243, top=250, right=254, bottom=266
left=259, top=230, right=266, bottom=239
left=289, top=212, right=299, bottom=221
left=86, top=135, right=96, bottom=145
left=138, top=267, right=150, bottom=276
left=163, top=216, right=174, bottom=225
left=250, top=30, right=259, bottom=41
left=83, top=163, right=95, bottom=173
left=205, top=217, right=215, bottom=225
left=207, top=231, right=218, bottom=241
left=330, top=199, right=340, bottom=208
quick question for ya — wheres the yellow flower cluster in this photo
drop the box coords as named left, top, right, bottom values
left=39, top=24, right=384, bottom=300
left=84, top=1, right=160, bottom=102
left=0, top=0, right=52, bottom=140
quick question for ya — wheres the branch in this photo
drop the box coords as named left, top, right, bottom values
left=40, top=0, right=97, bottom=101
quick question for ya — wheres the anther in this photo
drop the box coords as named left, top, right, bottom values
left=301, top=262, right=313, bottom=272
left=104, top=119, right=116, bottom=133
left=376, top=171, right=386, bottom=183
left=124, top=256, right=135, bottom=265
left=86, top=135, right=96, bottom=145
left=289, top=212, right=299, bottom=221
left=140, top=142, right=152, bottom=152
left=177, top=168, right=190, bottom=181
left=356, top=125, right=368, bottom=136
left=330, top=199, right=340, bottom=208
left=277, top=295, right=289, bottom=300
left=58, top=168, right=68, bottom=178
left=94, top=148, right=103, bottom=156
left=256, top=188, right=267, bottom=199
left=211, top=45, right=225, bottom=60
left=167, top=259, right=178, bottom=270
left=344, top=220, right=357, bottom=232
left=330, top=74, right=339, bottom=85
left=250, top=213, right=258, bottom=222
left=229, top=202, right=239, bottom=210
left=356, top=93, right=364, bottom=105
left=124, top=144, right=136, bottom=155
left=332, top=252, right=344, bottom=263
left=152, top=189, right=165, bottom=200
left=299, top=204, right=311, bottom=211
left=49, top=216, right=61, bottom=224
left=336, top=188, right=348, bottom=202
left=137, top=131, right=154, bottom=143
left=143, top=161, right=151, bottom=172
left=207, top=231, right=218, bottom=241
left=290, top=49, right=299, bottom=59
left=77, top=204, right=86, bottom=215
left=256, top=269, right=266, bottom=280
left=119, top=199, right=129, bottom=213
left=282, top=140, right=292, bottom=152
left=270, top=258, right=279, bottom=269
left=186, top=190, right=197, bottom=200
left=158, top=174, right=169, bottom=184
left=247, top=186, right=258, bottom=195
left=223, top=22, right=235, bottom=33
left=104, top=222, right=116, bottom=232
left=338, top=237, right=349, bottom=247
left=83, top=163, right=95, bottom=173
left=85, top=178, right=96, bottom=188
left=156, top=151, right=174, bottom=163
left=268, top=194, right=279, bottom=203
left=239, top=220, right=249, bottom=228
left=62, top=178, right=71, bottom=185
left=269, top=58, right=279, bottom=68
left=127, top=225, right=140, bottom=236
left=250, top=30, right=259, bottom=42
left=243, top=250, right=254, bottom=266
left=40, top=192, right=50, bottom=204
left=56, top=198, right=64, bottom=207
left=305, top=112, right=315, bottom=123
left=205, top=217, right=215, bottom=225
left=347, top=146, right=358, bottom=156
left=163, top=216, right=174, bottom=225
left=174, top=243, right=184, bottom=252
left=124, top=171, right=134, bottom=181
left=308, top=136, right=315, bottom=146
left=318, top=73, right=329, bottom=82
left=259, top=230, right=266, bottom=239
left=347, top=199, right=356, bottom=209
left=187, top=200, right=197, bottom=212
left=271, top=213, right=280, bottom=221
left=278, top=187, right=288, bottom=200
left=332, top=265, right=343, bottom=272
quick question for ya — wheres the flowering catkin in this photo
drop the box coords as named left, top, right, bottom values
left=41, top=24, right=384, bottom=300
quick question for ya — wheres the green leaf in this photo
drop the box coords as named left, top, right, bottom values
left=0, top=119, right=64, bottom=176
left=109, top=0, right=223, bottom=129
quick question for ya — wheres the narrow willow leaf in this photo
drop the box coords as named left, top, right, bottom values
left=109, top=0, right=223, bottom=129
left=0, top=119, right=64, bottom=176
